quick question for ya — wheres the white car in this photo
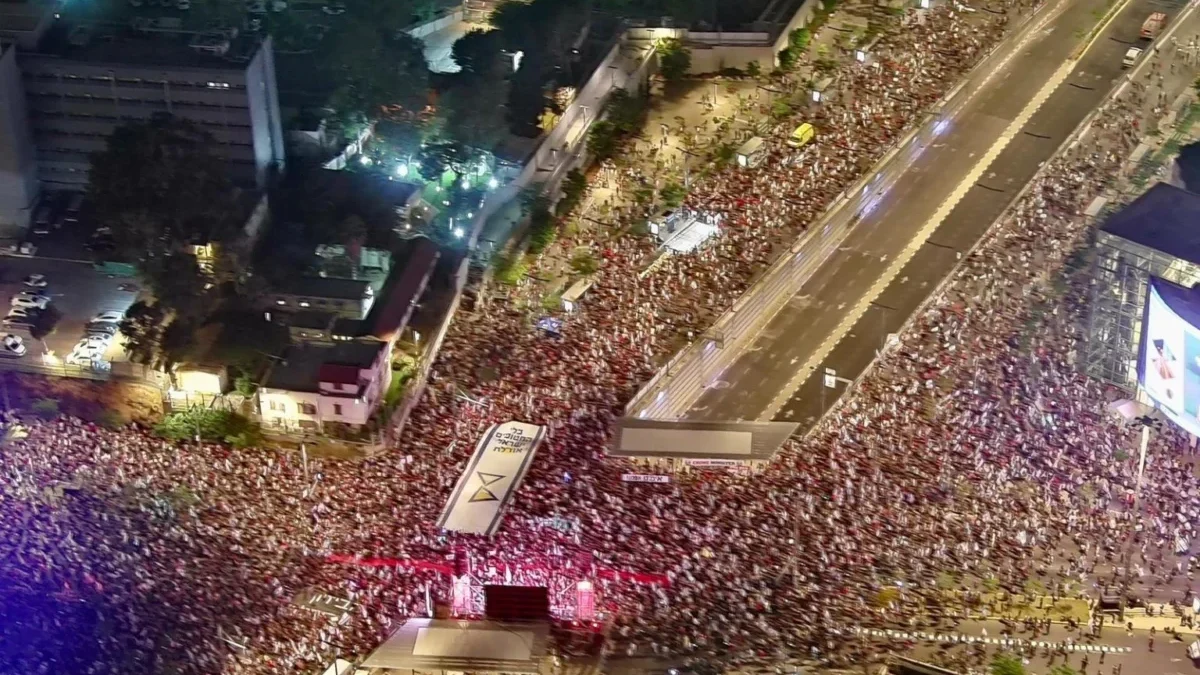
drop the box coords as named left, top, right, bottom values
left=2, top=335, right=26, bottom=357
left=80, top=334, right=111, bottom=350
left=93, top=310, right=125, bottom=323
left=71, top=342, right=104, bottom=360
left=1123, top=46, right=1143, bottom=69
left=22, top=274, right=47, bottom=289
left=11, top=294, right=48, bottom=310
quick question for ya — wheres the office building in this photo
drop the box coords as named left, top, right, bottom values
left=0, top=41, right=38, bottom=230
left=19, top=22, right=285, bottom=190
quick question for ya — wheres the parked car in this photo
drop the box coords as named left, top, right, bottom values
left=11, top=294, right=49, bottom=310
left=22, top=274, right=47, bottom=289
left=321, top=1, right=345, bottom=14
left=87, top=322, right=119, bottom=337
left=93, top=310, right=125, bottom=323
left=1, top=335, right=26, bottom=357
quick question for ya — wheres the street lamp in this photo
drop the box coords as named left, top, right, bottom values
left=487, top=177, right=499, bottom=190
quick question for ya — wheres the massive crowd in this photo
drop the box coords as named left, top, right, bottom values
left=0, top=1, right=1189, bottom=674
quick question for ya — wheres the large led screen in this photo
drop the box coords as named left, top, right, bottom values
left=1139, top=276, right=1200, bottom=436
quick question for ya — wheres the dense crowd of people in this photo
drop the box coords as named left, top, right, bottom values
left=0, top=1, right=1190, bottom=674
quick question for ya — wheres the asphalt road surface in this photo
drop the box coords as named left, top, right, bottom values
left=686, top=0, right=1190, bottom=427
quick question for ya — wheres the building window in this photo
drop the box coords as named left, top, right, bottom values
left=298, top=402, right=317, bottom=415
left=269, top=400, right=284, bottom=412
left=333, top=404, right=343, bottom=416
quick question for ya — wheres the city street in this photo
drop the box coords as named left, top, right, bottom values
left=685, top=0, right=1194, bottom=426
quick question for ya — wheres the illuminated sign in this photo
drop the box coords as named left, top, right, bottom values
left=437, top=421, right=546, bottom=535
left=1139, top=277, right=1200, bottom=436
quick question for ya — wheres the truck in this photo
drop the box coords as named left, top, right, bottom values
left=1140, top=11, right=1167, bottom=40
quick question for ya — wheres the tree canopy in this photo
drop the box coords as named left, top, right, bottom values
left=324, top=14, right=429, bottom=125
left=87, top=115, right=241, bottom=317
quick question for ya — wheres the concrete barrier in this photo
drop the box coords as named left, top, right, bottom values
left=624, top=0, right=1053, bottom=420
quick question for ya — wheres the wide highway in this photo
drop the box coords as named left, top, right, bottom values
left=685, top=0, right=1189, bottom=427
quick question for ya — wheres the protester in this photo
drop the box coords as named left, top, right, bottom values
left=0, top=2, right=1173, bottom=674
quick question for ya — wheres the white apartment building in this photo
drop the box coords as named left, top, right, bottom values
left=259, top=340, right=391, bottom=433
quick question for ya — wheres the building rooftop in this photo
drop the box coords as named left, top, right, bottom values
left=264, top=340, right=384, bottom=393
left=287, top=310, right=335, bottom=330
left=367, top=237, right=439, bottom=342
left=1100, top=182, right=1200, bottom=266
left=277, top=275, right=372, bottom=301
left=30, top=20, right=265, bottom=71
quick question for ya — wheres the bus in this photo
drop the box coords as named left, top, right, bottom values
left=1141, top=11, right=1167, bottom=40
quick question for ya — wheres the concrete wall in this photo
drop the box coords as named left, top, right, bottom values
left=467, top=38, right=657, bottom=248
left=689, top=44, right=775, bottom=73
left=406, top=8, right=466, bottom=40
left=0, top=46, right=37, bottom=231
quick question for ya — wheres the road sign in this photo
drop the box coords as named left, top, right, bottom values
left=823, top=368, right=838, bottom=388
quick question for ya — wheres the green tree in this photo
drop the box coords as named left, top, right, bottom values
left=656, top=38, right=692, bottom=81
left=234, top=373, right=258, bottom=397
left=452, top=28, right=504, bottom=78
left=990, top=654, right=1026, bottom=675
left=660, top=182, right=687, bottom=208
left=441, top=80, right=510, bottom=152
left=556, top=169, right=588, bottom=216
left=29, top=305, right=63, bottom=351
left=419, top=141, right=473, bottom=181
left=88, top=115, right=241, bottom=263
left=587, top=120, right=620, bottom=161
left=155, top=407, right=262, bottom=446
left=493, top=252, right=529, bottom=285
left=325, top=18, right=429, bottom=123
left=745, top=60, right=762, bottom=78
left=119, top=301, right=168, bottom=366
left=527, top=206, right=558, bottom=254
left=569, top=250, right=599, bottom=275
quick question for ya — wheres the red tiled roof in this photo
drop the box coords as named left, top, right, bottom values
left=369, top=238, right=439, bottom=342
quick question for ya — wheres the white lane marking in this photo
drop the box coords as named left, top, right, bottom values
left=762, top=58, right=1077, bottom=419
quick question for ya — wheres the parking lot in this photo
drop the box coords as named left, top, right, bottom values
left=0, top=256, right=138, bottom=370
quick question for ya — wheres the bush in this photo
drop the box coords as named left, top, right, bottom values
left=788, top=27, right=811, bottom=51
left=556, top=169, right=588, bottom=217
left=527, top=207, right=558, bottom=255
left=660, top=182, right=687, bottom=208
left=155, top=407, right=262, bottom=447
left=570, top=250, right=600, bottom=275
left=30, top=398, right=59, bottom=420
left=778, top=46, right=800, bottom=72
left=493, top=252, right=529, bottom=285
left=745, top=61, right=762, bottom=78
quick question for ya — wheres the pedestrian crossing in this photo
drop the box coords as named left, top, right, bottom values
left=850, top=627, right=1134, bottom=653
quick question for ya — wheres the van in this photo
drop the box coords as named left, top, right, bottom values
left=1123, top=46, right=1143, bottom=68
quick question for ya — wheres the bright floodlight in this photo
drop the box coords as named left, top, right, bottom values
left=396, top=164, right=409, bottom=177
left=488, top=177, right=500, bottom=189
left=359, top=155, right=372, bottom=166
left=452, top=227, right=465, bottom=239
left=461, top=178, right=470, bottom=190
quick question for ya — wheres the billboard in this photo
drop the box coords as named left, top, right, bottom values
left=1139, top=277, right=1200, bottom=436
left=437, top=421, right=546, bottom=536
